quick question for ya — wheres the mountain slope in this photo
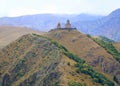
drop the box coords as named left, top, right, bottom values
left=0, top=34, right=104, bottom=86
left=0, top=26, right=44, bottom=49
left=92, top=9, right=120, bottom=41
left=46, top=30, right=120, bottom=85
left=75, top=8, right=120, bottom=41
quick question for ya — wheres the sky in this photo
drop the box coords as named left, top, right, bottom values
left=1, top=0, right=120, bottom=17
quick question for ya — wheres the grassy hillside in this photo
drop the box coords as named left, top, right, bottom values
left=46, top=29, right=120, bottom=85
left=0, top=26, right=44, bottom=49
left=0, top=34, right=103, bottom=86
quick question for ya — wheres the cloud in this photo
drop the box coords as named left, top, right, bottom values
left=1, top=0, right=120, bottom=17
left=8, top=5, right=58, bottom=17
left=9, top=9, right=40, bottom=17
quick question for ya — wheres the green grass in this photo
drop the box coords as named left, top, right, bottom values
left=68, top=81, right=84, bottom=86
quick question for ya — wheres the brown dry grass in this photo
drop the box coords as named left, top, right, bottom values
left=113, top=42, right=120, bottom=51
left=0, top=26, right=44, bottom=49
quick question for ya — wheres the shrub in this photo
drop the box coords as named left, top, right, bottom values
left=68, top=81, right=83, bottom=86
left=67, top=62, right=70, bottom=66
left=113, top=75, right=119, bottom=84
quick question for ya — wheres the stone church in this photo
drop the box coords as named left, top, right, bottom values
left=56, top=20, right=76, bottom=30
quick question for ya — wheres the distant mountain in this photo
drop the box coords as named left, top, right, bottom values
left=93, top=9, right=120, bottom=41
left=0, top=14, right=102, bottom=31
left=75, top=8, right=120, bottom=41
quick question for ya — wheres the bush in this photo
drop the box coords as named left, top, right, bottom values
left=67, top=62, right=70, bottom=66
left=113, top=75, right=119, bottom=84
left=86, top=34, right=91, bottom=38
left=68, top=81, right=83, bottom=86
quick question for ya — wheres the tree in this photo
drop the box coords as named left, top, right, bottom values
left=113, top=75, right=119, bottom=83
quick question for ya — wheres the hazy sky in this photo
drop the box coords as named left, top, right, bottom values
left=1, top=0, right=120, bottom=17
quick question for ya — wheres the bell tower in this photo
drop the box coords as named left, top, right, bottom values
left=57, top=22, right=61, bottom=29
left=65, top=20, right=71, bottom=29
